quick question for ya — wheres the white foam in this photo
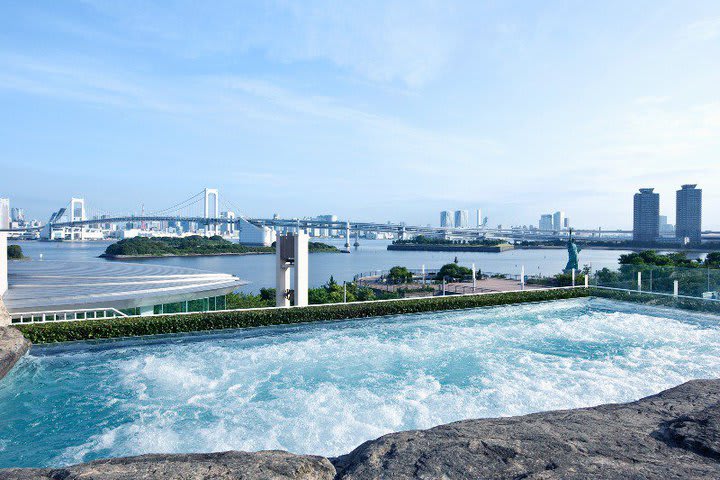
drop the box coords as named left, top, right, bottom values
left=20, top=299, right=720, bottom=464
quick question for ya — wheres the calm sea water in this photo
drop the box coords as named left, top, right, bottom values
left=1, top=298, right=719, bottom=468
left=12, top=240, right=629, bottom=293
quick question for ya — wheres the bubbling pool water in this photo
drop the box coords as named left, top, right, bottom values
left=1, top=298, right=719, bottom=468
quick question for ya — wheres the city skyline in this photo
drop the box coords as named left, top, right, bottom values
left=1, top=1, right=719, bottom=228
left=4, top=181, right=713, bottom=236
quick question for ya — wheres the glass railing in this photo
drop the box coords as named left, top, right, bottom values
left=592, top=265, right=720, bottom=299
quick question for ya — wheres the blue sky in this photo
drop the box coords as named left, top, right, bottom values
left=1, top=0, right=719, bottom=228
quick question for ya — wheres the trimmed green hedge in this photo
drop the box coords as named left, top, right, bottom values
left=16, top=288, right=589, bottom=344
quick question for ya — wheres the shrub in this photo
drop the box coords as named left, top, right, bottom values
left=435, top=263, right=472, bottom=281
left=387, top=266, right=413, bottom=284
left=16, top=288, right=590, bottom=344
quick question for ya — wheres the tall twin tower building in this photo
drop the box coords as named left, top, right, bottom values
left=440, top=209, right=483, bottom=229
left=633, top=184, right=702, bottom=244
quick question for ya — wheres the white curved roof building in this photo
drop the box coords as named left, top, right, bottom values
left=5, top=261, right=245, bottom=316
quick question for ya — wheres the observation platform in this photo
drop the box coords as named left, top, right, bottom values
left=5, top=261, right=245, bottom=315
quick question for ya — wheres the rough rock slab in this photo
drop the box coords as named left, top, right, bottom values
left=0, top=326, right=30, bottom=380
left=0, top=450, right=336, bottom=480
left=332, top=379, right=720, bottom=479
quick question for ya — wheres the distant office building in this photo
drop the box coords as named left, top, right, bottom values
left=220, top=211, right=236, bottom=235
left=315, top=214, right=338, bottom=236
left=552, top=211, right=565, bottom=231
left=659, top=215, right=675, bottom=236
left=563, top=217, right=570, bottom=229
left=676, top=184, right=702, bottom=244
left=454, top=210, right=469, bottom=229
left=238, top=217, right=276, bottom=246
left=633, top=188, right=660, bottom=243
left=476, top=209, right=482, bottom=227
left=440, top=210, right=454, bottom=228
left=539, top=214, right=553, bottom=231
left=180, top=220, right=197, bottom=233
left=10, top=207, right=24, bottom=223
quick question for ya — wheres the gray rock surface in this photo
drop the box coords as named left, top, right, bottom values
left=0, top=326, right=30, bottom=380
left=0, top=451, right=335, bottom=480
left=1, top=380, right=720, bottom=479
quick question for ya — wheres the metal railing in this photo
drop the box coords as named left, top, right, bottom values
left=353, top=268, right=530, bottom=283
left=10, top=307, right=129, bottom=324
left=353, top=267, right=538, bottom=297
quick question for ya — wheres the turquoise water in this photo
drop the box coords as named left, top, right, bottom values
left=1, top=298, right=719, bottom=468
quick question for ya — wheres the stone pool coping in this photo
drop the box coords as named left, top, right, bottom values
left=1, top=379, right=718, bottom=479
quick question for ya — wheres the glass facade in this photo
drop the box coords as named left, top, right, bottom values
left=151, top=295, right=227, bottom=315
left=11, top=295, right=229, bottom=323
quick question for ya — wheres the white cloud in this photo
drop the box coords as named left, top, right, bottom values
left=76, top=0, right=466, bottom=88
left=679, top=16, right=720, bottom=42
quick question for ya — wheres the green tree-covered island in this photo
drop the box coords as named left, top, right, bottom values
left=7, top=244, right=26, bottom=260
left=388, top=235, right=513, bottom=252
left=101, top=235, right=340, bottom=258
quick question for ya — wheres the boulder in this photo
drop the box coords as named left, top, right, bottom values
left=0, top=326, right=30, bottom=380
left=332, top=379, right=720, bottom=479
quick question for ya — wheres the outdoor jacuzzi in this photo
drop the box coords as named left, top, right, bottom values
left=1, top=297, right=719, bottom=468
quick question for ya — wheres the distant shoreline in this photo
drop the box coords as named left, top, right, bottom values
left=99, top=251, right=273, bottom=259
left=387, top=244, right=513, bottom=253
left=515, top=245, right=714, bottom=253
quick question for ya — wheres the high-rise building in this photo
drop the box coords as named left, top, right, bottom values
left=454, top=210, right=469, bottom=229
left=552, top=211, right=565, bottom=232
left=539, top=214, right=553, bottom=231
left=220, top=211, right=236, bottom=235
left=659, top=215, right=675, bottom=236
left=476, top=209, right=482, bottom=227
left=10, top=207, right=24, bottom=223
left=676, top=184, right=702, bottom=244
left=563, top=217, right=570, bottom=229
left=315, top=214, right=338, bottom=236
left=440, top=210, right=454, bottom=228
left=633, top=188, right=660, bottom=243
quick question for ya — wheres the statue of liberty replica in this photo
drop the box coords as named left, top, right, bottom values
left=564, top=228, right=580, bottom=272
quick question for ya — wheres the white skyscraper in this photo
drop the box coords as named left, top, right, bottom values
left=539, top=214, right=553, bottom=231
left=553, top=211, right=566, bottom=231
left=476, top=209, right=482, bottom=227
left=440, top=211, right=454, bottom=228
left=454, top=210, right=469, bottom=229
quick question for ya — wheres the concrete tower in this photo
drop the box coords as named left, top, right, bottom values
left=276, top=232, right=309, bottom=307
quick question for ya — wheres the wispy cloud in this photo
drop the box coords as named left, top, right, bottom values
left=72, top=0, right=468, bottom=88
left=679, top=16, right=720, bottom=42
